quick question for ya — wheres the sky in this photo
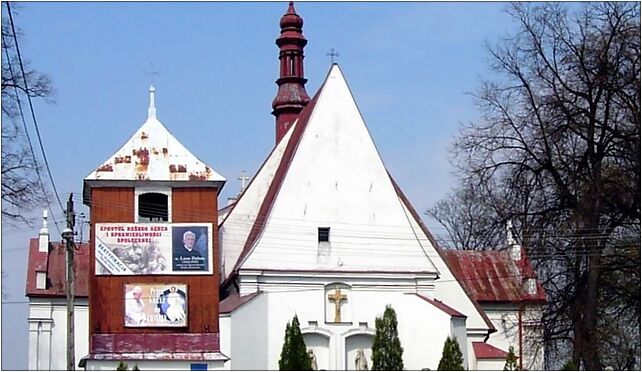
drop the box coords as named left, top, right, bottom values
left=1, top=1, right=518, bottom=369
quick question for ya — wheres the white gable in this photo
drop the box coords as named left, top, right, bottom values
left=237, top=65, right=439, bottom=273
left=84, top=87, right=224, bottom=184
left=220, top=120, right=299, bottom=279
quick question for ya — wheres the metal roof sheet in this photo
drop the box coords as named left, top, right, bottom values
left=442, top=249, right=546, bottom=303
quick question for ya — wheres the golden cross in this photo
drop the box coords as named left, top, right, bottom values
left=327, top=286, right=347, bottom=322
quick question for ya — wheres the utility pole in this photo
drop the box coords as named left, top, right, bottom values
left=62, top=194, right=76, bottom=370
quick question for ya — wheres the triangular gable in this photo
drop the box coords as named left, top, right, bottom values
left=85, top=116, right=224, bottom=183
left=219, top=99, right=317, bottom=280
left=234, top=65, right=439, bottom=273
left=221, top=64, right=494, bottom=332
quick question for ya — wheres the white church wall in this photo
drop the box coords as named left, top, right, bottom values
left=451, top=317, right=469, bottom=368
left=484, top=305, right=519, bottom=356
left=401, top=201, right=491, bottom=333
left=218, top=316, right=231, bottom=370
left=303, top=332, right=331, bottom=370
left=229, top=292, right=268, bottom=370
left=245, top=277, right=459, bottom=371
left=480, top=303, right=545, bottom=370
left=28, top=299, right=88, bottom=370
left=522, top=305, right=545, bottom=370
left=476, top=358, right=506, bottom=370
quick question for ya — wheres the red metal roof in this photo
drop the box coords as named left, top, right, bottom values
left=26, top=238, right=90, bottom=298
left=219, top=291, right=261, bottom=314
left=442, top=249, right=546, bottom=303
left=472, top=341, right=507, bottom=359
left=414, top=294, right=466, bottom=318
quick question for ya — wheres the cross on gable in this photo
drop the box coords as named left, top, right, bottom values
left=327, top=286, right=347, bottom=322
left=238, top=170, right=250, bottom=193
left=326, top=48, right=340, bottom=64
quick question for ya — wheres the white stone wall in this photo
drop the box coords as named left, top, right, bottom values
left=482, top=303, right=545, bottom=370
left=28, top=298, right=89, bottom=370
left=233, top=273, right=463, bottom=370
left=228, top=293, right=268, bottom=370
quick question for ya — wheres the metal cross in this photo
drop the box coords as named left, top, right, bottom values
left=326, top=48, right=340, bottom=64
left=144, top=62, right=160, bottom=84
left=238, top=170, right=250, bottom=193
left=327, top=286, right=347, bottom=322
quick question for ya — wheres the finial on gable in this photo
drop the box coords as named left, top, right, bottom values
left=148, top=85, right=157, bottom=119
left=39, top=209, right=49, bottom=252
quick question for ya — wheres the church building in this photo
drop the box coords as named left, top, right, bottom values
left=25, top=2, right=545, bottom=370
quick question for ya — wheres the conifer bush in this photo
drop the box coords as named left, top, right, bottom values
left=437, top=336, right=464, bottom=370
left=504, top=346, right=518, bottom=370
left=278, top=314, right=312, bottom=370
left=371, top=305, right=404, bottom=370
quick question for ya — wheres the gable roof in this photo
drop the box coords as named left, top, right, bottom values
left=414, top=294, right=466, bottom=318
left=219, top=291, right=262, bottom=314
left=472, top=341, right=508, bottom=359
left=219, top=64, right=494, bottom=332
left=223, top=64, right=440, bottom=274
left=83, top=87, right=225, bottom=204
left=442, top=249, right=546, bottom=303
left=26, top=238, right=90, bottom=298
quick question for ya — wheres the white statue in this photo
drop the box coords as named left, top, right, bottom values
left=355, top=348, right=368, bottom=371
left=308, top=349, right=318, bottom=370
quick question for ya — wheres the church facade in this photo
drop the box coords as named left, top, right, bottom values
left=25, top=2, right=545, bottom=370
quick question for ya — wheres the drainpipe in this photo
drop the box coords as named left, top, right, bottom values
left=519, top=304, right=524, bottom=371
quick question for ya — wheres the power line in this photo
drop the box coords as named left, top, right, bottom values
left=5, top=2, right=65, bottom=226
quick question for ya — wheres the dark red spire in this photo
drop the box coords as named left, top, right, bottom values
left=271, top=1, right=310, bottom=144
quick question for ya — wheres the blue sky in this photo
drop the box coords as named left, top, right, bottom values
left=1, top=2, right=517, bottom=369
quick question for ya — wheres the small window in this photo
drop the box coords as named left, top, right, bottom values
left=138, top=192, right=168, bottom=222
left=318, top=227, right=330, bottom=242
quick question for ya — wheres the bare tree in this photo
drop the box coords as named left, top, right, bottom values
left=426, top=177, right=506, bottom=250
left=432, top=2, right=640, bottom=369
left=1, top=3, right=53, bottom=224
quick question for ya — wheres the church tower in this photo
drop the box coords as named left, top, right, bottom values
left=271, top=1, right=310, bottom=144
left=81, top=87, right=228, bottom=369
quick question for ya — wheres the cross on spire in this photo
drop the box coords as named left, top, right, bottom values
left=144, top=62, right=160, bottom=85
left=326, top=48, right=340, bottom=64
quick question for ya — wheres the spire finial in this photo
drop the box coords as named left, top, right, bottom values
left=42, top=209, right=48, bottom=229
left=148, top=85, right=156, bottom=119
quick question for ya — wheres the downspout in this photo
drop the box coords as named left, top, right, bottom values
left=519, top=303, right=524, bottom=371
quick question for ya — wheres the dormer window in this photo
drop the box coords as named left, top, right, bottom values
left=136, top=188, right=171, bottom=222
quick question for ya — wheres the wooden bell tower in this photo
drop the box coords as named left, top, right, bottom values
left=81, top=86, right=227, bottom=369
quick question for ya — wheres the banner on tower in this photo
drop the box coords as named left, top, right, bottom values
left=95, top=222, right=212, bottom=275
left=124, top=283, right=188, bottom=327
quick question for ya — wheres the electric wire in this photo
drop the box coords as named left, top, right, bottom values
left=6, top=2, right=65, bottom=225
